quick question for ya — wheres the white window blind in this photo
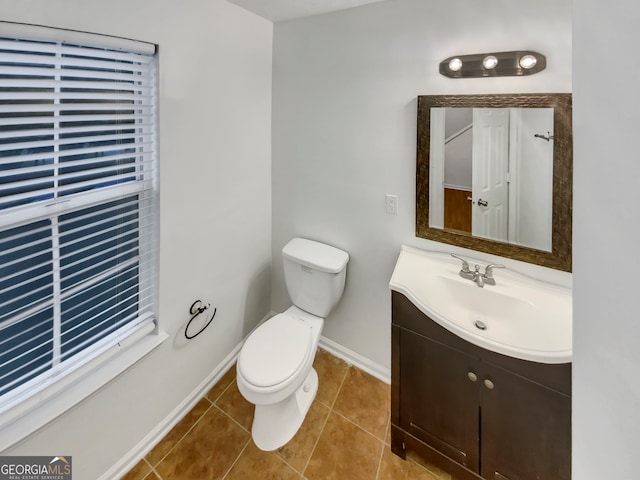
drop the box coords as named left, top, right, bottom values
left=0, top=29, right=158, bottom=412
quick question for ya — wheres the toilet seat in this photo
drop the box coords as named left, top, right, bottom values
left=238, top=314, right=313, bottom=388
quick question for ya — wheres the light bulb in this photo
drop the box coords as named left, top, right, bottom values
left=448, top=58, right=463, bottom=72
left=519, top=54, right=537, bottom=69
left=482, top=55, right=498, bottom=69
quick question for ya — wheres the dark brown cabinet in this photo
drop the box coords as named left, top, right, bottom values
left=391, top=291, right=571, bottom=480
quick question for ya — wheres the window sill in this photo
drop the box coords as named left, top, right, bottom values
left=0, top=325, right=168, bottom=452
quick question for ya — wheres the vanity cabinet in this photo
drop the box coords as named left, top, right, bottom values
left=391, top=291, right=571, bottom=480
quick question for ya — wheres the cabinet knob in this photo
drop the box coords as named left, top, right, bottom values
left=484, top=379, right=495, bottom=390
left=467, top=372, right=478, bottom=382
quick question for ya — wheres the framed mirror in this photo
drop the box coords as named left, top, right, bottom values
left=416, top=93, right=572, bottom=271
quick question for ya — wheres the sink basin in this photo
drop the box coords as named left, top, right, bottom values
left=389, top=246, right=572, bottom=363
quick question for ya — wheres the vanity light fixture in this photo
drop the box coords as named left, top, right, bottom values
left=439, top=50, right=546, bottom=78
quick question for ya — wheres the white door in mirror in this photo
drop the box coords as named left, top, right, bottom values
left=472, top=108, right=509, bottom=241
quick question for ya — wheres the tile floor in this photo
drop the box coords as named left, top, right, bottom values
left=122, top=349, right=453, bottom=480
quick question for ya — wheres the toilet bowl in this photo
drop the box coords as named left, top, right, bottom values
left=236, top=238, right=349, bottom=451
left=237, top=306, right=323, bottom=450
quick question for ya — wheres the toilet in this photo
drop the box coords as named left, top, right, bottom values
left=236, top=237, right=349, bottom=451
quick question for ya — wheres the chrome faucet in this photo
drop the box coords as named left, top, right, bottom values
left=472, top=264, right=485, bottom=287
left=483, top=264, right=505, bottom=286
left=451, top=254, right=505, bottom=288
left=451, top=254, right=474, bottom=281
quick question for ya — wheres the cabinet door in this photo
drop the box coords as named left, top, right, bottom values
left=480, top=364, right=571, bottom=480
left=399, top=329, right=480, bottom=471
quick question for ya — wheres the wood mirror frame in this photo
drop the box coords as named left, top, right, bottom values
left=416, top=93, right=572, bottom=271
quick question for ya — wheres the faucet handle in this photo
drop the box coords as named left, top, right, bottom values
left=450, top=253, right=471, bottom=272
left=484, top=264, right=505, bottom=278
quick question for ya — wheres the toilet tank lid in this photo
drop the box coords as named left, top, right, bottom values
left=282, top=238, right=349, bottom=274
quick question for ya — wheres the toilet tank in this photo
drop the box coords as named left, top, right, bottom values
left=282, top=238, right=349, bottom=318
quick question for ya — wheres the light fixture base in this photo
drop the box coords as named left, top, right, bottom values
left=439, top=51, right=546, bottom=78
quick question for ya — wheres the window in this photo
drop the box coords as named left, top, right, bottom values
left=0, top=26, right=158, bottom=415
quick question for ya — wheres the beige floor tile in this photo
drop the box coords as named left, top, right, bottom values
left=136, top=351, right=400, bottom=480
left=304, top=411, right=383, bottom=480
left=120, top=459, right=150, bottom=480
left=378, top=448, right=440, bottom=480
left=146, top=397, right=212, bottom=466
left=276, top=400, right=331, bottom=472
left=226, top=442, right=301, bottom=479
left=155, top=406, right=250, bottom=480
left=333, top=367, right=390, bottom=440
left=206, top=365, right=236, bottom=403
left=215, top=379, right=254, bottom=432
left=313, top=349, right=349, bottom=407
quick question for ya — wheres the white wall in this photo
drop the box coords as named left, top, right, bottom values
left=514, top=108, right=553, bottom=251
left=0, top=1, right=273, bottom=479
left=573, top=0, right=640, bottom=477
left=272, top=0, right=572, bottom=369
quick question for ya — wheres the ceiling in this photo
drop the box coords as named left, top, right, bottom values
left=227, top=0, right=385, bottom=22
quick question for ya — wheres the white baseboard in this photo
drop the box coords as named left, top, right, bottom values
left=319, top=336, right=390, bottom=384
left=100, top=342, right=242, bottom=480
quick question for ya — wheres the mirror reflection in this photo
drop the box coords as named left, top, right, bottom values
left=416, top=94, right=572, bottom=272
left=429, top=107, right=554, bottom=252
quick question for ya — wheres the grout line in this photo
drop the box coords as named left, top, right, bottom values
left=332, top=409, right=386, bottom=444
left=209, top=369, right=236, bottom=404
left=149, top=398, right=214, bottom=469
left=220, top=437, right=251, bottom=480
left=300, top=408, right=331, bottom=476
left=136, top=355, right=239, bottom=478
left=335, top=360, right=393, bottom=478
left=141, top=458, right=162, bottom=480
left=328, top=364, right=350, bottom=409
left=300, top=364, right=351, bottom=475
left=326, top=406, right=386, bottom=480
left=374, top=437, right=385, bottom=480
left=149, top=464, right=162, bottom=480
left=212, top=381, right=237, bottom=410
left=384, top=414, right=391, bottom=446
left=211, top=375, right=306, bottom=477
left=274, top=451, right=306, bottom=477
left=300, top=402, right=337, bottom=474
left=212, top=403, right=252, bottom=434
left=273, top=401, right=331, bottom=477
left=209, top=373, right=257, bottom=435
left=330, top=363, right=391, bottom=442
left=210, top=372, right=254, bottom=433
